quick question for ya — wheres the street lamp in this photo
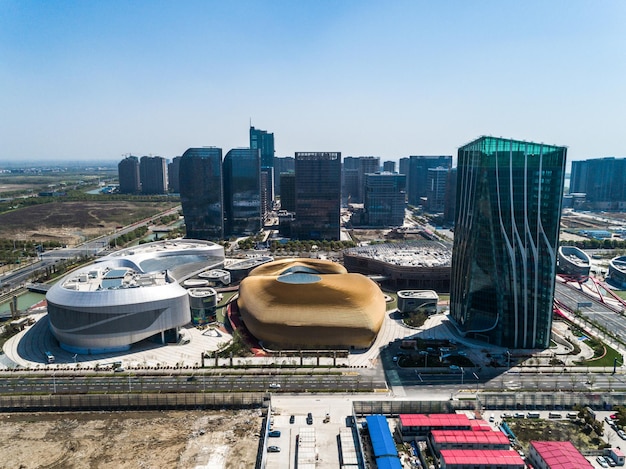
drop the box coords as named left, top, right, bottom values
left=419, top=351, right=429, bottom=369
left=473, top=372, right=479, bottom=393
left=460, top=367, right=465, bottom=386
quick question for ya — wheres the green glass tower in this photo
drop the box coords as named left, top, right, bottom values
left=450, top=136, right=566, bottom=348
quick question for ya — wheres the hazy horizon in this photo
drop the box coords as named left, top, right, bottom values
left=2, top=1, right=625, bottom=163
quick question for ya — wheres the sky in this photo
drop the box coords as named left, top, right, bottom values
left=1, top=1, right=625, bottom=165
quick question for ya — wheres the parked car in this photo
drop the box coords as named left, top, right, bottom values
left=267, top=446, right=280, bottom=453
left=268, top=430, right=281, bottom=438
left=618, top=429, right=626, bottom=440
left=306, top=412, right=313, bottom=425
left=501, top=413, right=512, bottom=418
left=597, top=456, right=609, bottom=468
left=514, top=412, right=525, bottom=419
left=289, top=415, right=295, bottom=424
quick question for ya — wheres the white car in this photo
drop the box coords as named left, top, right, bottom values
left=597, top=456, right=609, bottom=468
left=268, top=383, right=281, bottom=389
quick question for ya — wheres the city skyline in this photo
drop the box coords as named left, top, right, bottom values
left=1, top=1, right=625, bottom=163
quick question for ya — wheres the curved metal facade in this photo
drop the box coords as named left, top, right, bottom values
left=45, top=240, right=224, bottom=354
left=450, top=137, right=566, bottom=348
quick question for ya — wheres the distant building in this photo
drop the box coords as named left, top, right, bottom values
left=425, top=167, right=448, bottom=213
left=407, top=155, right=452, bottom=206
left=168, top=156, right=181, bottom=193
left=223, top=148, right=262, bottom=236
left=179, top=147, right=224, bottom=240
left=450, top=136, right=566, bottom=348
left=250, top=126, right=275, bottom=206
left=273, top=156, right=294, bottom=196
left=279, top=172, right=296, bottom=212
left=293, top=152, right=341, bottom=240
left=140, top=156, right=168, bottom=194
left=363, top=172, right=406, bottom=227
left=570, top=157, right=626, bottom=210
left=118, top=156, right=141, bottom=194
left=383, top=160, right=396, bottom=172
left=342, top=156, right=380, bottom=204
left=443, top=168, right=457, bottom=224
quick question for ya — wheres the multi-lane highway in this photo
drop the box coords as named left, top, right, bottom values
left=0, top=373, right=385, bottom=395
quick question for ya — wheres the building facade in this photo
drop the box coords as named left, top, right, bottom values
left=407, top=155, right=452, bottom=206
left=250, top=126, right=275, bottom=207
left=425, top=167, right=449, bottom=213
left=450, top=136, right=566, bottom=349
left=279, top=172, right=296, bottom=212
left=570, top=157, right=626, bottom=210
left=273, top=156, right=295, bottom=196
left=223, top=148, right=262, bottom=236
left=168, top=156, right=181, bottom=193
left=293, top=152, right=341, bottom=240
left=179, top=147, right=224, bottom=240
left=140, top=156, right=168, bottom=194
left=118, top=156, right=141, bottom=194
left=363, top=172, right=406, bottom=227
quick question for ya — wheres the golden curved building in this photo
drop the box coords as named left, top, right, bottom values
left=238, top=258, right=386, bottom=349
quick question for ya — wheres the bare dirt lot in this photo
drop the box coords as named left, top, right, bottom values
left=0, top=201, right=178, bottom=245
left=0, top=410, right=261, bottom=469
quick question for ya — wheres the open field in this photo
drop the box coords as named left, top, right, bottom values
left=0, top=200, right=178, bottom=245
left=0, top=409, right=261, bottom=469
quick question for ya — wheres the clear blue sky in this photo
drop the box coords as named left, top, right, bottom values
left=1, top=1, right=625, bottom=164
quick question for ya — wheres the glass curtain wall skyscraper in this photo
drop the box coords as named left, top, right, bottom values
left=407, top=155, right=452, bottom=206
left=570, top=157, right=626, bottom=210
left=223, top=148, right=262, bottom=236
left=250, top=126, right=275, bottom=211
left=294, top=152, right=341, bottom=240
left=364, top=172, right=406, bottom=227
left=179, top=147, right=223, bottom=240
left=450, top=136, right=566, bottom=349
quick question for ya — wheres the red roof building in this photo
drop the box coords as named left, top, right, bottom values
left=528, top=441, right=593, bottom=469
left=430, top=430, right=510, bottom=456
left=399, top=414, right=472, bottom=440
left=440, top=449, right=525, bottom=469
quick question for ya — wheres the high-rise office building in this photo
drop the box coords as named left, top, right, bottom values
left=250, top=126, right=275, bottom=206
left=570, top=157, right=626, bottom=210
left=399, top=157, right=410, bottom=192
left=342, top=157, right=360, bottom=204
left=274, top=156, right=295, bottom=196
left=443, top=167, right=457, bottom=224
left=168, top=156, right=181, bottom=193
left=383, top=160, right=396, bottom=173
left=407, top=155, right=452, bottom=206
left=118, top=156, right=141, bottom=194
left=279, top=172, right=296, bottom=212
left=140, top=156, right=168, bottom=194
left=425, top=167, right=449, bottom=213
left=223, top=148, right=262, bottom=236
left=450, top=136, right=566, bottom=349
left=293, top=152, right=341, bottom=240
left=364, top=172, right=406, bottom=227
left=179, top=147, right=223, bottom=240
left=341, top=156, right=380, bottom=204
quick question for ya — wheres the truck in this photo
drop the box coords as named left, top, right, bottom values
left=45, top=351, right=55, bottom=363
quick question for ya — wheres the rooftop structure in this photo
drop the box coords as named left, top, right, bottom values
left=439, top=449, right=525, bottom=469
left=528, top=441, right=593, bottom=469
left=343, top=241, right=451, bottom=291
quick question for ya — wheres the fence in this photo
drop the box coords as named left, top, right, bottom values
left=0, top=392, right=267, bottom=412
